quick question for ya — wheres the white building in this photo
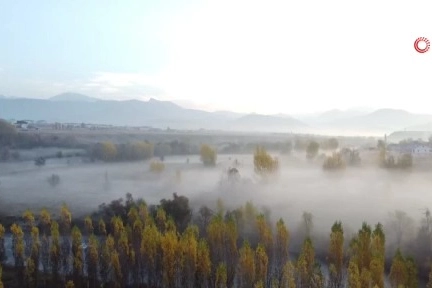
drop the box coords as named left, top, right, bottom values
left=411, top=144, right=432, bottom=157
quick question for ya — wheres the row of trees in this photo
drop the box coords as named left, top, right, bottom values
left=91, top=141, right=155, bottom=162
left=1, top=196, right=432, bottom=288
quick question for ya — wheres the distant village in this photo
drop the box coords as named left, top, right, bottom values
left=7, top=119, right=166, bottom=133
left=387, top=140, right=432, bottom=159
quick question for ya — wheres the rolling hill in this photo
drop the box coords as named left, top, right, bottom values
left=2, top=93, right=432, bottom=135
left=0, top=94, right=307, bottom=132
left=49, top=92, right=100, bottom=102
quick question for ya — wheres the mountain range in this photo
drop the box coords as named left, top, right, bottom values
left=1, top=92, right=432, bottom=136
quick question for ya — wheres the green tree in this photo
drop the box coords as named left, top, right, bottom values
left=200, top=144, right=217, bottom=166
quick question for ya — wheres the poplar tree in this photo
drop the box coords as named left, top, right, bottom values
left=255, top=244, right=269, bottom=285
left=196, top=239, right=211, bottom=288
left=238, top=241, right=255, bottom=288
left=215, top=263, right=227, bottom=288
left=50, top=221, right=61, bottom=286
left=389, top=249, right=407, bottom=287
left=275, top=218, right=290, bottom=282
left=328, top=221, right=344, bottom=288
left=347, top=259, right=361, bottom=288
left=11, top=223, right=25, bottom=286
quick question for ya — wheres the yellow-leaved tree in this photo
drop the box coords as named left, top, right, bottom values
left=253, top=147, right=279, bottom=176
left=150, top=160, right=165, bottom=173
left=238, top=241, right=255, bottom=288
left=328, top=221, right=344, bottom=288
left=200, top=144, right=217, bottom=166
left=100, top=141, right=118, bottom=161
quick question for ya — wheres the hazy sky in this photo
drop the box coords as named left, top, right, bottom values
left=0, top=0, right=431, bottom=114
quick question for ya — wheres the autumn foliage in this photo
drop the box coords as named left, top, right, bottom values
left=0, top=195, right=430, bottom=288
left=150, top=160, right=165, bottom=173
left=200, top=144, right=217, bottom=166
left=253, top=146, right=279, bottom=176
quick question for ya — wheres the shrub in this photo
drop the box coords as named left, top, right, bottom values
left=35, top=157, right=46, bottom=167
left=323, top=152, right=346, bottom=170
left=397, top=153, right=413, bottom=169
left=340, top=148, right=361, bottom=166
left=47, top=174, right=60, bottom=187
left=150, top=160, right=165, bottom=173
left=380, top=152, right=412, bottom=169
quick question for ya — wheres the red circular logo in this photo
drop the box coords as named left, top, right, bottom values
left=414, top=37, right=430, bottom=53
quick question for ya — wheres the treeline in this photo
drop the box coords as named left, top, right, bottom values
left=2, top=194, right=432, bottom=287
left=0, top=120, right=81, bottom=151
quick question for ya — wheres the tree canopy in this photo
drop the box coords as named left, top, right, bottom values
left=200, top=144, right=217, bottom=166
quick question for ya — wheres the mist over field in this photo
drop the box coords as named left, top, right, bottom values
left=1, top=122, right=432, bottom=286
left=1, top=151, right=429, bottom=241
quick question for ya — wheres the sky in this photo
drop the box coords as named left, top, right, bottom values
left=0, top=0, right=431, bottom=115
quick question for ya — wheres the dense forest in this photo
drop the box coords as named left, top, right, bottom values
left=1, top=193, right=432, bottom=288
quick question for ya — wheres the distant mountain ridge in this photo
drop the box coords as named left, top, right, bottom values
left=50, top=92, right=100, bottom=102
left=1, top=92, right=432, bottom=135
left=0, top=93, right=308, bottom=132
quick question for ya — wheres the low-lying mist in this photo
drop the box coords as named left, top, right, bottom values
left=1, top=152, right=430, bottom=240
left=2, top=151, right=432, bottom=284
